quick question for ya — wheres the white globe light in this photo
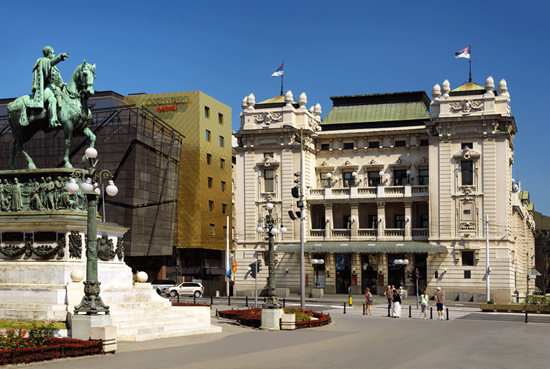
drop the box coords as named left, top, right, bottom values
left=379, top=170, right=384, bottom=176
left=271, top=228, right=279, bottom=234
left=266, top=203, right=274, bottom=210
left=403, top=259, right=409, bottom=265
left=406, top=170, right=411, bottom=175
left=85, top=147, right=98, bottom=159
left=81, top=178, right=94, bottom=194
left=311, top=259, right=318, bottom=264
left=318, top=259, right=325, bottom=264
left=67, top=178, right=80, bottom=195
left=256, top=226, right=263, bottom=233
left=326, top=172, right=332, bottom=178
left=94, top=184, right=101, bottom=195
left=352, top=171, right=357, bottom=177
left=281, top=226, right=287, bottom=233
left=105, top=180, right=118, bottom=196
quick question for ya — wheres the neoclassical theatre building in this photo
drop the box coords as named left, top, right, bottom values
left=234, top=76, right=535, bottom=302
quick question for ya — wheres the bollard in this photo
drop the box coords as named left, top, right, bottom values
left=525, top=311, right=528, bottom=323
left=388, top=306, right=391, bottom=317
left=177, top=294, right=180, bottom=304
left=193, top=295, right=196, bottom=304
left=409, top=306, right=411, bottom=318
left=228, top=295, right=231, bottom=306
left=446, top=307, right=449, bottom=320
left=363, top=304, right=366, bottom=315
left=283, top=298, right=286, bottom=308
left=246, top=296, right=248, bottom=307
left=349, top=296, right=353, bottom=307
left=430, top=307, right=433, bottom=319
left=343, top=303, right=346, bottom=314
left=211, top=295, right=213, bottom=306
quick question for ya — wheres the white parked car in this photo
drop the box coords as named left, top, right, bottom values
left=166, top=282, right=204, bottom=298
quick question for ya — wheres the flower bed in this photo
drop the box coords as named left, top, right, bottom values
left=0, top=338, right=102, bottom=366
left=216, top=307, right=331, bottom=329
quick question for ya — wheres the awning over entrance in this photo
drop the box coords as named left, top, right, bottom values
left=276, top=241, right=447, bottom=254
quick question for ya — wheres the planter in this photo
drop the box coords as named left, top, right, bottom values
left=523, top=305, right=540, bottom=312
left=509, top=304, right=524, bottom=312
left=480, top=303, right=494, bottom=312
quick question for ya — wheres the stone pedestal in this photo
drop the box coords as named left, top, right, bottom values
left=281, top=313, right=296, bottom=330
left=71, top=314, right=112, bottom=340
left=91, top=325, right=117, bottom=353
left=311, top=288, right=324, bottom=299
left=260, top=308, right=284, bottom=331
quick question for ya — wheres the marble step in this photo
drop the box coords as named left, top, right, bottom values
left=118, top=326, right=222, bottom=342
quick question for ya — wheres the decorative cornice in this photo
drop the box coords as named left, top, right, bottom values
left=453, top=146, right=481, bottom=161
left=337, top=160, right=359, bottom=171
left=449, top=99, right=483, bottom=114
left=254, top=111, right=282, bottom=125
left=255, top=156, right=280, bottom=168
left=388, top=158, right=411, bottom=169
left=316, top=161, right=335, bottom=172
left=362, top=159, right=384, bottom=170
left=414, top=157, right=429, bottom=168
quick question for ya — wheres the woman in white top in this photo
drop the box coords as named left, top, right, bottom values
left=420, top=289, right=430, bottom=319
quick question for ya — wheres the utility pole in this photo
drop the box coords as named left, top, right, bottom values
left=486, top=214, right=490, bottom=302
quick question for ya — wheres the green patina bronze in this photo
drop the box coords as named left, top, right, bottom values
left=7, top=46, right=97, bottom=170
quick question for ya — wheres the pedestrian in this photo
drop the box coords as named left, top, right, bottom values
left=420, top=289, right=429, bottom=319
left=399, top=285, right=405, bottom=300
left=392, top=289, right=402, bottom=317
left=384, top=285, right=392, bottom=310
left=365, top=288, right=373, bottom=315
left=435, top=287, right=445, bottom=320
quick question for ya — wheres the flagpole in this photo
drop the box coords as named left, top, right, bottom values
left=469, top=45, right=472, bottom=82
left=280, top=60, right=284, bottom=96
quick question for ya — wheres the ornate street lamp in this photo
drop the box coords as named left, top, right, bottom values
left=68, top=147, right=118, bottom=315
left=311, top=258, right=325, bottom=287
left=256, top=202, right=287, bottom=309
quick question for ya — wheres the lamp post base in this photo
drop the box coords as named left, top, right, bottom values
left=260, top=308, right=284, bottom=331
left=74, top=281, right=110, bottom=315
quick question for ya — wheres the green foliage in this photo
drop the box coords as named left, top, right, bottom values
left=0, top=320, right=65, bottom=330
left=487, top=300, right=494, bottom=304
left=0, top=322, right=56, bottom=350
left=284, top=307, right=313, bottom=322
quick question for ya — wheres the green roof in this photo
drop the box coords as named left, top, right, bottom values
left=257, top=95, right=296, bottom=104
left=322, top=101, right=430, bottom=125
left=520, top=191, right=530, bottom=201
left=276, top=241, right=447, bottom=254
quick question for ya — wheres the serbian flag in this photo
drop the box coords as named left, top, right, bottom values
left=271, top=63, right=284, bottom=77
left=455, top=46, right=470, bottom=59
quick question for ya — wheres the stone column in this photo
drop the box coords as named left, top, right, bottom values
left=325, top=252, right=336, bottom=294
left=351, top=252, right=361, bottom=294
left=325, top=203, right=333, bottom=238
left=405, top=201, right=412, bottom=241
left=377, top=201, right=385, bottom=239
left=351, top=202, right=359, bottom=239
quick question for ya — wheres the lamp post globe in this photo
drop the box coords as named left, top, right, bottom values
left=106, top=180, right=118, bottom=196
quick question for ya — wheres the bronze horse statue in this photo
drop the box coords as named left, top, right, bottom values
left=7, top=60, right=97, bottom=169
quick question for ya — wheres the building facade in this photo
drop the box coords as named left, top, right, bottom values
left=234, top=77, right=535, bottom=302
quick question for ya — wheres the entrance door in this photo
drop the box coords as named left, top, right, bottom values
left=335, top=254, right=351, bottom=294
left=361, top=254, right=378, bottom=294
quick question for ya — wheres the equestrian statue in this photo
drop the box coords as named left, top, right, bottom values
left=7, top=46, right=97, bottom=170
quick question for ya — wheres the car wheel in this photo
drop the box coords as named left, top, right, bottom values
left=156, top=288, right=162, bottom=295
left=194, top=291, right=201, bottom=298
left=170, top=290, right=178, bottom=298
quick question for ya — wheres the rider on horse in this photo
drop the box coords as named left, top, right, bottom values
left=29, top=46, right=70, bottom=130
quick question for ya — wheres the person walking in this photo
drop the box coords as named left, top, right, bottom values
left=435, top=287, right=445, bottom=320
left=392, top=289, right=402, bottom=318
left=420, top=289, right=429, bottom=319
left=365, top=288, right=373, bottom=315
left=384, top=285, right=392, bottom=310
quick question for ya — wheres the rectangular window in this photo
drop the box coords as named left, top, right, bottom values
left=206, top=130, right=211, bottom=141
left=368, top=215, right=378, bottom=229
left=218, top=113, right=223, bottom=124
left=368, top=141, right=380, bottom=149
left=394, top=169, right=407, bottom=185
left=395, top=214, right=406, bottom=229
left=208, top=177, right=213, bottom=188
left=368, top=171, right=381, bottom=186
left=395, top=140, right=406, bottom=147
left=420, top=139, right=429, bottom=146
left=222, top=203, right=227, bottom=214
left=209, top=201, right=213, bottom=212
left=461, top=143, right=473, bottom=150
left=223, top=226, right=227, bottom=237
left=419, top=169, right=429, bottom=185
left=464, top=270, right=471, bottom=279
left=219, top=136, right=224, bottom=147
left=205, top=106, right=210, bottom=118
left=210, top=224, right=215, bottom=235
left=207, top=153, right=212, bottom=164
left=343, top=172, right=354, bottom=187
left=320, top=172, right=331, bottom=188
left=343, top=142, right=354, bottom=150
left=321, top=143, right=330, bottom=151
left=462, top=251, right=474, bottom=266
left=264, top=169, right=274, bottom=192
left=221, top=181, right=226, bottom=192
left=220, top=158, right=225, bottom=169
left=421, top=214, right=429, bottom=229
left=461, top=161, right=473, bottom=185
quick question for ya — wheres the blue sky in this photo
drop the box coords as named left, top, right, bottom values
left=1, top=1, right=549, bottom=215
